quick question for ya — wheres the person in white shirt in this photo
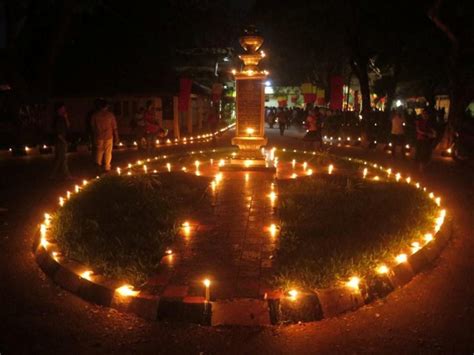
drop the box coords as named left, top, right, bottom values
left=390, top=109, right=406, bottom=157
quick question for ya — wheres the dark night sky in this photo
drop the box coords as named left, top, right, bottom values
left=1, top=0, right=473, bottom=96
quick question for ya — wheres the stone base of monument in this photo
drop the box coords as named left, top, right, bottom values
left=220, top=158, right=276, bottom=172
left=221, top=136, right=276, bottom=171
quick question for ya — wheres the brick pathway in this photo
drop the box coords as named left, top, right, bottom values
left=145, top=164, right=280, bottom=300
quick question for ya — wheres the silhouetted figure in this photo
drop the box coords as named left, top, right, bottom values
left=50, top=102, right=71, bottom=180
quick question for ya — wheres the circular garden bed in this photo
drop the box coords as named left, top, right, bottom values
left=36, top=146, right=449, bottom=324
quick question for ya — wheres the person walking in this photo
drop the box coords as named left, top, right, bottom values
left=277, top=108, right=287, bottom=136
left=390, top=108, right=406, bottom=157
left=415, top=108, right=436, bottom=172
left=91, top=99, right=119, bottom=173
left=50, top=102, right=71, bottom=180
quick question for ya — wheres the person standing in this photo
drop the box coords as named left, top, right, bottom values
left=415, top=108, right=436, bottom=172
left=304, top=109, right=322, bottom=150
left=390, top=109, right=406, bottom=157
left=91, top=100, right=119, bottom=173
left=144, top=100, right=160, bottom=154
left=50, top=102, right=71, bottom=180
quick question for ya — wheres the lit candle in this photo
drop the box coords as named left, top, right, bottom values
left=203, top=279, right=211, bottom=301
left=377, top=265, right=389, bottom=274
left=269, top=223, right=278, bottom=237
left=328, top=164, right=334, bottom=175
left=424, top=233, right=434, bottom=243
left=411, top=242, right=421, bottom=254
left=288, top=289, right=298, bottom=301
left=346, top=276, right=360, bottom=290
left=80, top=270, right=93, bottom=281
left=115, top=284, right=139, bottom=297
left=395, top=253, right=407, bottom=264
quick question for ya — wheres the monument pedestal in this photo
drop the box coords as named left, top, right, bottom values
left=220, top=135, right=275, bottom=172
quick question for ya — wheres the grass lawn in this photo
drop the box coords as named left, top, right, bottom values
left=51, top=172, right=210, bottom=285
left=274, top=174, right=438, bottom=290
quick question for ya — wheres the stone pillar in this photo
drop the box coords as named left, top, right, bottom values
left=173, top=96, right=180, bottom=139
left=231, top=73, right=267, bottom=161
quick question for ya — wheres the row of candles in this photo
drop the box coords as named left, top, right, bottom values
left=39, top=145, right=446, bottom=304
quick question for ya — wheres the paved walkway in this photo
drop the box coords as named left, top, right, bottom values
left=146, top=169, right=278, bottom=300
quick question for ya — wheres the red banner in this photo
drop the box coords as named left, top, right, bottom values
left=278, top=99, right=288, bottom=107
left=303, top=93, right=316, bottom=104
left=178, top=78, right=193, bottom=112
left=329, top=76, right=344, bottom=110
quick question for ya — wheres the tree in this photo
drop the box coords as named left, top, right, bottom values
left=428, top=0, right=474, bottom=148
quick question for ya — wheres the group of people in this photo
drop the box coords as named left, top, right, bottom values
left=51, top=99, right=119, bottom=180
left=391, top=107, right=439, bottom=172
left=266, top=107, right=307, bottom=134
left=50, top=99, right=220, bottom=180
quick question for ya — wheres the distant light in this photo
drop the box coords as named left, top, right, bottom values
left=265, top=80, right=271, bottom=87
left=396, top=99, right=403, bottom=107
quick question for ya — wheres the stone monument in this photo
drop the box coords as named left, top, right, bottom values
left=224, top=27, right=274, bottom=171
